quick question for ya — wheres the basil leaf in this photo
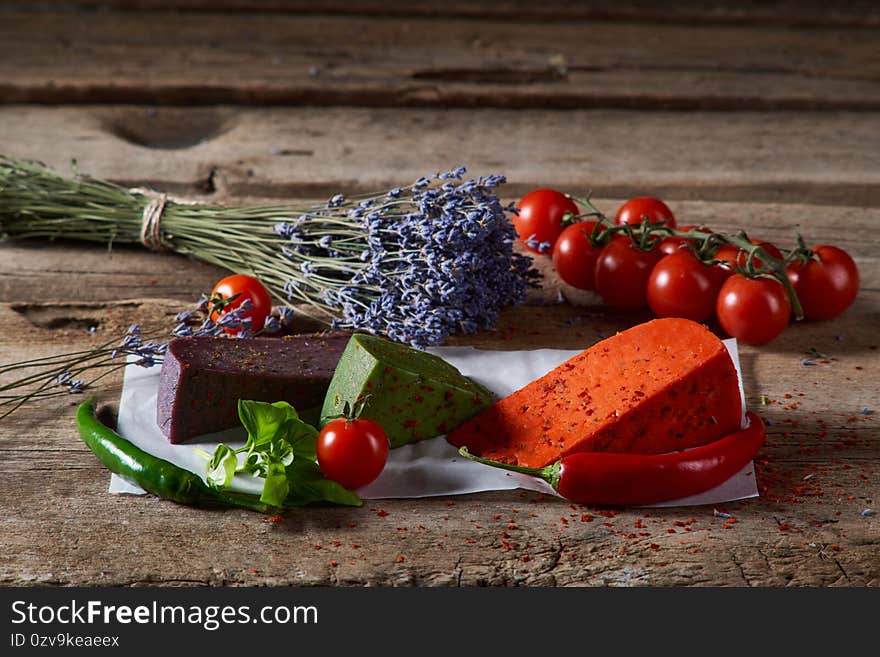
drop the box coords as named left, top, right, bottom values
left=206, top=443, right=238, bottom=489
left=260, top=458, right=290, bottom=508
left=270, top=436, right=295, bottom=467
left=242, top=451, right=267, bottom=477
left=285, top=459, right=362, bottom=507
left=279, top=417, right=318, bottom=461
left=238, top=400, right=300, bottom=451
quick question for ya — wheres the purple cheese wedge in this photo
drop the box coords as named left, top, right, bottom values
left=157, top=333, right=350, bottom=443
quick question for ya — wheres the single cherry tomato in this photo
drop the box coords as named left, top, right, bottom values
left=615, top=197, right=677, bottom=229
left=713, top=244, right=740, bottom=270
left=594, top=238, right=663, bottom=309
left=317, top=417, right=389, bottom=490
left=658, top=224, right=704, bottom=255
left=786, top=245, right=859, bottom=320
left=714, top=240, right=783, bottom=273
left=647, top=250, right=725, bottom=322
left=209, top=274, right=273, bottom=334
left=552, top=221, right=604, bottom=290
left=716, top=274, right=791, bottom=344
left=730, top=239, right=784, bottom=270
left=514, top=189, right=579, bottom=254
left=711, top=244, right=743, bottom=283
left=749, top=239, right=783, bottom=267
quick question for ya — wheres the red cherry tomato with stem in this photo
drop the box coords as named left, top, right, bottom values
left=551, top=221, right=604, bottom=290
left=716, top=274, right=791, bottom=345
left=514, top=189, right=579, bottom=254
left=786, top=245, right=859, bottom=320
left=658, top=224, right=706, bottom=256
left=594, top=238, right=663, bottom=309
left=749, top=239, right=783, bottom=268
left=615, top=197, right=677, bottom=229
left=209, top=274, right=273, bottom=335
left=317, top=417, right=389, bottom=490
left=647, top=250, right=725, bottom=322
left=712, top=244, right=741, bottom=276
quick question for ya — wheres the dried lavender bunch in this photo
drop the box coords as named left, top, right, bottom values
left=0, top=157, right=537, bottom=346
left=276, top=168, right=537, bottom=344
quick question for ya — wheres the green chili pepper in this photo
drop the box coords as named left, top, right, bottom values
left=76, top=397, right=271, bottom=513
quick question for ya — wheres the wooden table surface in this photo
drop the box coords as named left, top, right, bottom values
left=0, top=1, right=877, bottom=587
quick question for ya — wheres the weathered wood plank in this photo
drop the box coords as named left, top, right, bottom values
left=1, top=10, right=879, bottom=109
left=16, top=0, right=880, bottom=27
left=2, top=107, right=879, bottom=206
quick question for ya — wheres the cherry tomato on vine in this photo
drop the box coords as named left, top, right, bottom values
left=551, top=221, right=603, bottom=290
left=615, top=197, right=676, bottom=229
left=716, top=275, right=791, bottom=345
left=658, top=224, right=706, bottom=256
left=712, top=244, right=741, bottom=278
left=714, top=240, right=783, bottom=274
left=514, top=189, right=579, bottom=254
left=209, top=274, right=273, bottom=334
left=786, top=245, right=859, bottom=320
left=317, top=417, right=389, bottom=490
left=749, top=239, right=783, bottom=268
left=594, top=238, right=663, bottom=309
left=647, top=250, right=724, bottom=322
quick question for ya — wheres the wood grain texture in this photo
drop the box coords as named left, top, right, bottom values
left=2, top=9, right=880, bottom=109
left=2, top=106, right=879, bottom=206
left=16, top=1, right=880, bottom=27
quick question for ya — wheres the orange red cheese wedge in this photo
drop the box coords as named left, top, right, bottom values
left=447, top=318, right=742, bottom=468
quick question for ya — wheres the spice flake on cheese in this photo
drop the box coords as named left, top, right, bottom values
left=447, top=318, right=742, bottom=468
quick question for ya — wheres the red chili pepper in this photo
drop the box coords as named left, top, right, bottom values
left=460, top=412, right=765, bottom=505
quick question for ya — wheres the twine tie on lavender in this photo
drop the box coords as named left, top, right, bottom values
left=137, top=190, right=169, bottom=251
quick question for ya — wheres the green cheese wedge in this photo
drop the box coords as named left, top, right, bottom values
left=320, top=333, right=496, bottom=448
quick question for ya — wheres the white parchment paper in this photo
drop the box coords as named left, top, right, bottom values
left=112, top=339, right=756, bottom=507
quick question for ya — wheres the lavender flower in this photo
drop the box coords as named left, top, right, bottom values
left=111, top=324, right=168, bottom=365
left=262, top=314, right=282, bottom=334
left=55, top=371, right=84, bottom=392
left=173, top=298, right=261, bottom=340
left=276, top=167, right=537, bottom=345
left=274, top=306, right=295, bottom=328
left=524, top=233, right=551, bottom=254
